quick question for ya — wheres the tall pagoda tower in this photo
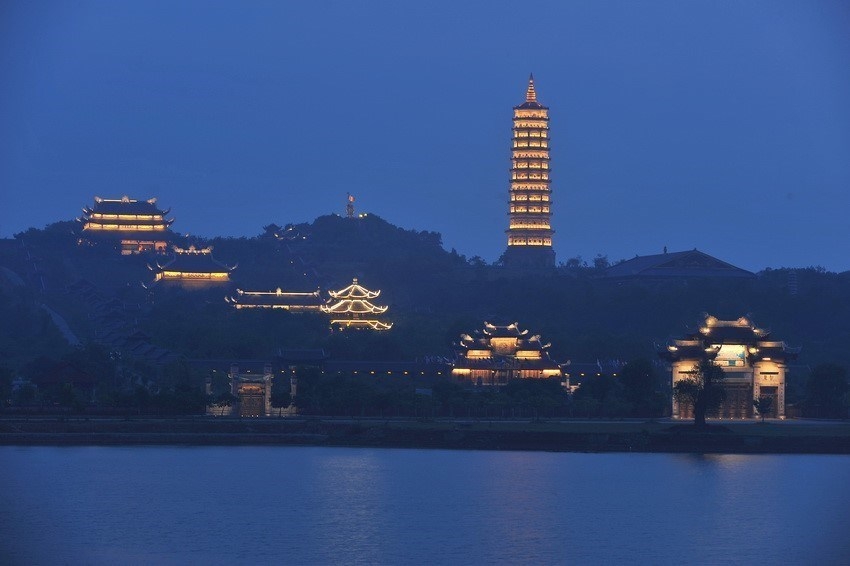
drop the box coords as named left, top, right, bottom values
left=502, top=75, right=555, bottom=269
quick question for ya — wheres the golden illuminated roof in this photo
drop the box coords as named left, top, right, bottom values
left=322, top=277, right=392, bottom=330
left=154, top=245, right=235, bottom=274
left=226, top=288, right=323, bottom=309
left=327, top=278, right=381, bottom=300
left=328, top=319, right=392, bottom=331
left=659, top=314, right=800, bottom=363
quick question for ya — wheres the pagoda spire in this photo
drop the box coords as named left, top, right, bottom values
left=525, top=73, right=537, bottom=103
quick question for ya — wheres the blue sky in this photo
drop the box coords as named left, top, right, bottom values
left=1, top=1, right=849, bottom=271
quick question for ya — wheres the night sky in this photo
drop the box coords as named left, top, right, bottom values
left=2, top=1, right=849, bottom=272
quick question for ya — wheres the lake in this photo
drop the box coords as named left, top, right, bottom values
left=2, top=446, right=848, bottom=565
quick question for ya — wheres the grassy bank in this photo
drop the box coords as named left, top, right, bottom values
left=1, top=417, right=849, bottom=454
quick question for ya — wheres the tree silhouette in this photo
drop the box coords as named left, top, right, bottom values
left=673, top=360, right=726, bottom=427
left=752, top=396, right=773, bottom=422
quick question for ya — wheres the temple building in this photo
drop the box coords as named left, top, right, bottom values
left=502, top=75, right=556, bottom=269
left=605, top=249, right=755, bottom=280
left=150, top=246, right=235, bottom=288
left=80, top=196, right=174, bottom=255
left=321, top=278, right=392, bottom=330
left=226, top=288, right=323, bottom=311
left=452, top=321, right=564, bottom=386
left=205, top=363, right=275, bottom=417
left=659, top=315, right=800, bottom=419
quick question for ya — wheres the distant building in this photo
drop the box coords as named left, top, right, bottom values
left=659, top=315, right=800, bottom=419
left=605, top=249, right=755, bottom=280
left=150, top=246, right=235, bottom=288
left=502, top=75, right=556, bottom=269
left=205, top=362, right=275, bottom=417
left=79, top=195, right=173, bottom=255
left=226, top=288, right=323, bottom=311
left=452, top=321, right=565, bottom=386
left=322, top=278, right=392, bottom=330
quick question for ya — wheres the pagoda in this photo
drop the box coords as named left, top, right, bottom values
left=452, top=321, right=564, bottom=386
left=80, top=196, right=174, bottom=255
left=321, top=278, right=392, bottom=330
left=659, top=315, right=800, bottom=419
left=150, top=245, right=235, bottom=288
left=226, top=288, right=323, bottom=312
left=502, top=75, right=556, bottom=269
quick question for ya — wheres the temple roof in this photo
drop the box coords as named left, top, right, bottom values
left=328, top=319, right=392, bottom=330
left=85, top=196, right=170, bottom=216
left=81, top=230, right=172, bottom=241
left=155, top=246, right=234, bottom=273
left=453, top=357, right=561, bottom=371
left=695, top=316, right=769, bottom=344
left=659, top=315, right=799, bottom=363
left=227, top=288, right=323, bottom=307
left=482, top=321, right=528, bottom=338
left=605, top=249, right=755, bottom=279
left=327, top=278, right=381, bottom=299
left=456, top=321, right=559, bottom=362
left=322, top=299, right=388, bottom=315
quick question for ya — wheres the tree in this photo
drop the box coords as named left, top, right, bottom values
left=752, top=396, right=773, bottom=422
left=673, top=360, right=726, bottom=427
left=270, top=386, right=291, bottom=417
left=805, top=364, right=849, bottom=418
left=212, top=392, right=237, bottom=416
left=618, top=358, right=665, bottom=417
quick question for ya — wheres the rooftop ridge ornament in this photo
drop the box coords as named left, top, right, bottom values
left=525, top=73, right=537, bottom=102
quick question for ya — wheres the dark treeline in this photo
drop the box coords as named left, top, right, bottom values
left=2, top=215, right=849, bottom=417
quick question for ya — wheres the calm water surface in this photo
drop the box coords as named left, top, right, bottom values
left=1, top=446, right=848, bottom=565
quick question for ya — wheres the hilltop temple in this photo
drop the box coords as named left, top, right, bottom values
left=452, top=321, right=564, bottom=385
left=226, top=288, right=323, bottom=311
left=150, top=246, right=235, bottom=288
left=79, top=196, right=174, bottom=254
left=321, top=278, right=392, bottom=330
left=502, top=75, right=556, bottom=269
left=659, top=315, right=800, bottom=419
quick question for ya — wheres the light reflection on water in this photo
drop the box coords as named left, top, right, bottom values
left=1, top=447, right=849, bottom=565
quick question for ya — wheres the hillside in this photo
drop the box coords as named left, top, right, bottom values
left=2, top=214, right=850, bottom=381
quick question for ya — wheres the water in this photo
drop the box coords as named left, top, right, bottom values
left=2, top=446, right=849, bottom=565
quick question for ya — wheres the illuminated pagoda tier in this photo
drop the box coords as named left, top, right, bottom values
left=321, top=278, right=392, bottom=330
left=502, top=75, right=555, bottom=269
left=150, top=245, right=235, bottom=288
left=226, top=288, right=323, bottom=312
left=659, top=315, right=800, bottom=419
left=80, top=196, right=174, bottom=255
left=452, top=321, right=564, bottom=386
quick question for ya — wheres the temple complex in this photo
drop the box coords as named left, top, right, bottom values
left=150, top=246, right=235, bottom=287
left=452, top=321, right=564, bottom=385
left=502, top=75, right=556, bottom=269
left=80, top=196, right=174, bottom=254
left=321, top=278, right=392, bottom=330
left=226, top=288, right=323, bottom=311
left=659, top=315, right=800, bottom=419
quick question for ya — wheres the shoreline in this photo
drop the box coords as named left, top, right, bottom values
left=2, top=417, right=850, bottom=454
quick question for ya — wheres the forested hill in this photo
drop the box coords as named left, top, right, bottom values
left=2, top=214, right=850, bottom=376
